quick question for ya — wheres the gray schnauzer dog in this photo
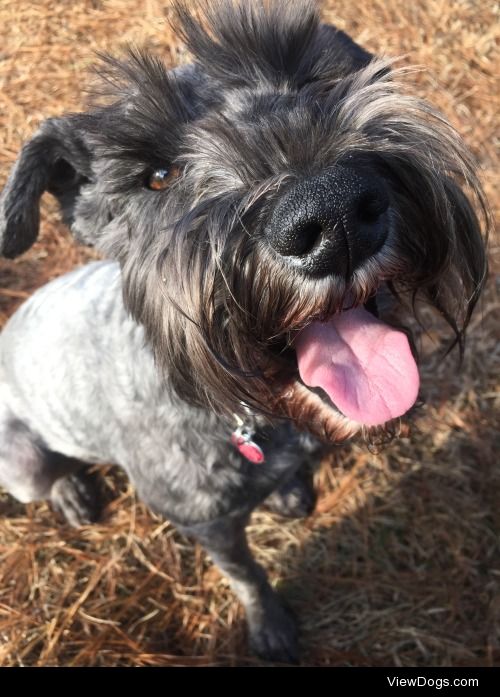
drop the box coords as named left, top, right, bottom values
left=0, top=0, right=488, bottom=663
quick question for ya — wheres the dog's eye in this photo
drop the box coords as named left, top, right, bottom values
left=146, top=166, right=180, bottom=191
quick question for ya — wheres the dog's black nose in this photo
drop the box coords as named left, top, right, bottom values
left=265, top=166, right=389, bottom=277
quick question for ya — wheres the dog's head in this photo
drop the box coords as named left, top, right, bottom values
left=0, top=0, right=488, bottom=441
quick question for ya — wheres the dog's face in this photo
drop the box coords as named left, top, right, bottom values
left=0, top=0, right=488, bottom=441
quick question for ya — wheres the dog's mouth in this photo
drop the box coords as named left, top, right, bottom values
left=287, top=300, right=420, bottom=434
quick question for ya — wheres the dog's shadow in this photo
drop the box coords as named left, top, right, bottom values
left=275, top=422, right=498, bottom=667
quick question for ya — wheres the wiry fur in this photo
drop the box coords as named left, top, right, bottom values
left=0, top=0, right=489, bottom=663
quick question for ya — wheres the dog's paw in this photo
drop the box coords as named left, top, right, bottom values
left=50, top=470, right=102, bottom=527
left=264, top=474, right=316, bottom=519
left=248, top=599, right=299, bottom=664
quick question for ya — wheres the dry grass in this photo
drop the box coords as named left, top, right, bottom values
left=0, top=0, right=499, bottom=667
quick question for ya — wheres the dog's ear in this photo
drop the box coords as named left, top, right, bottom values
left=0, top=115, right=92, bottom=258
left=316, top=23, right=374, bottom=72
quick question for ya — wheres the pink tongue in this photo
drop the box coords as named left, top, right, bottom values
left=295, top=307, right=419, bottom=426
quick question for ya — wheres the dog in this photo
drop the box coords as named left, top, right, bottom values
left=0, top=0, right=488, bottom=663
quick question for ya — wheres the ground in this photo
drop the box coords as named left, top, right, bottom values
left=0, top=0, right=498, bottom=666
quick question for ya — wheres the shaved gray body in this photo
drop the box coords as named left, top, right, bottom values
left=0, top=261, right=308, bottom=524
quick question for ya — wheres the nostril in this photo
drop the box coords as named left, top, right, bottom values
left=296, top=221, right=324, bottom=256
left=277, top=220, right=324, bottom=257
left=355, top=191, right=389, bottom=225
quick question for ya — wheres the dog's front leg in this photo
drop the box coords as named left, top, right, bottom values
left=179, top=512, right=298, bottom=664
